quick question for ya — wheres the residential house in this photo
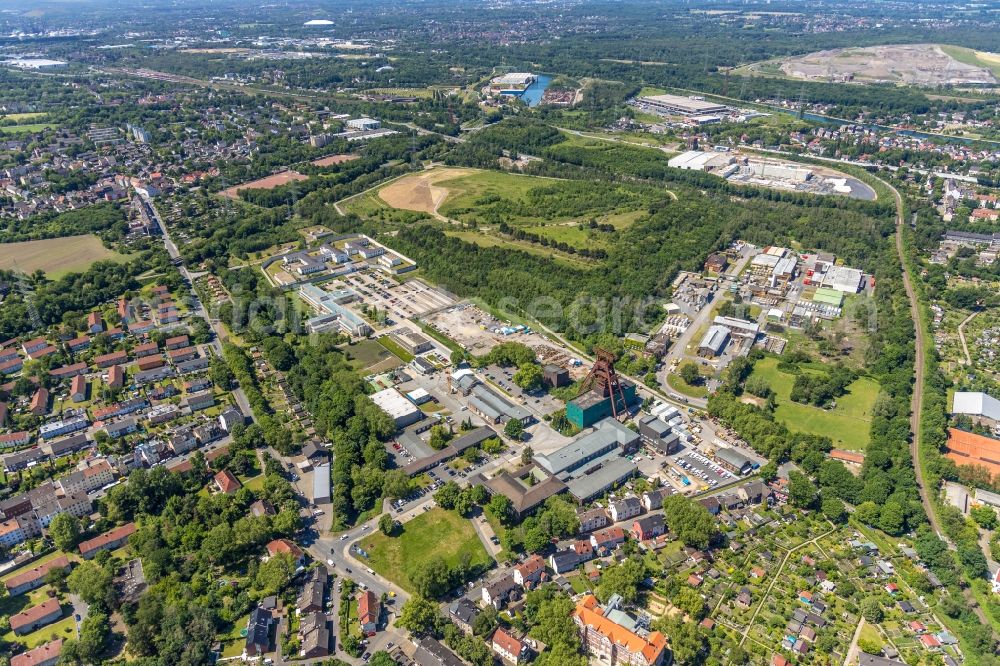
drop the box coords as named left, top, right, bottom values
left=244, top=606, right=272, bottom=658
left=359, top=590, right=380, bottom=635
left=632, top=514, right=665, bottom=542
left=482, top=575, right=521, bottom=610
left=266, top=539, right=305, bottom=567
left=10, top=639, right=62, bottom=666
left=590, top=526, right=626, bottom=554
left=513, top=554, right=546, bottom=587
left=79, top=522, right=136, bottom=559
left=492, top=628, right=526, bottom=664
left=298, top=568, right=326, bottom=614
left=94, top=350, right=127, bottom=368
left=609, top=497, right=642, bottom=522
left=29, top=388, right=48, bottom=416
left=642, top=489, right=672, bottom=511
left=10, top=598, right=62, bottom=635
left=214, top=470, right=241, bottom=495
left=449, top=598, right=480, bottom=635
left=4, top=556, right=71, bottom=596
left=578, top=507, right=609, bottom=533
left=70, top=375, right=87, bottom=402
left=299, top=611, right=330, bottom=658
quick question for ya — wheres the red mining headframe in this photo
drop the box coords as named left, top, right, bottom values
left=577, top=347, right=628, bottom=419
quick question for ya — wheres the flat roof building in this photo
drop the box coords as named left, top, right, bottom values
left=535, top=419, right=639, bottom=477
left=313, top=463, right=331, bottom=504
left=370, top=388, right=423, bottom=428
left=639, top=93, right=727, bottom=117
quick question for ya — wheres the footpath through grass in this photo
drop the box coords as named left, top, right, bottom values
left=359, top=507, right=492, bottom=593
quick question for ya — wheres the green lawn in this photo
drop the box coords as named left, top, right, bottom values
left=0, top=123, right=56, bottom=134
left=378, top=335, right=414, bottom=363
left=749, top=357, right=880, bottom=450
left=359, top=507, right=493, bottom=593
left=667, top=370, right=710, bottom=399
left=342, top=338, right=401, bottom=371
left=436, top=171, right=546, bottom=217
left=2, top=602, right=75, bottom=649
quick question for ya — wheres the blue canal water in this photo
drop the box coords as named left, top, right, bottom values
left=518, top=75, right=552, bottom=107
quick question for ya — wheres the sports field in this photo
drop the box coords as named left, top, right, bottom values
left=749, top=357, right=880, bottom=450
left=312, top=154, right=359, bottom=167
left=359, top=507, right=492, bottom=593
left=219, top=170, right=308, bottom=198
left=0, top=234, right=128, bottom=277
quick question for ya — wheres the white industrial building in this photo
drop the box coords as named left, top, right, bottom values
left=347, top=117, right=381, bottom=131
left=491, top=73, right=536, bottom=90
left=370, top=388, right=423, bottom=428
left=638, top=93, right=727, bottom=116
left=819, top=265, right=864, bottom=293
left=953, top=391, right=1000, bottom=422
left=667, top=150, right=734, bottom=172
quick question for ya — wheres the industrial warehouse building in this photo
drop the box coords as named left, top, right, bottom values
left=469, top=384, right=534, bottom=426
left=715, top=447, right=754, bottom=475
left=699, top=325, right=731, bottom=358
left=953, top=391, right=1000, bottom=423
left=638, top=93, right=727, bottom=116
left=536, top=419, right=641, bottom=503
left=667, top=150, right=735, bottom=171
left=370, top=388, right=423, bottom=429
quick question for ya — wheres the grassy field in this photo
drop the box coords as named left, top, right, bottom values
left=443, top=229, right=594, bottom=268
left=341, top=338, right=402, bottom=372
left=749, top=357, right=880, bottom=450
left=2, top=112, right=48, bottom=122
left=667, top=371, right=710, bottom=399
left=378, top=335, right=414, bottom=363
left=0, top=235, right=128, bottom=277
left=359, top=507, right=492, bottom=593
left=0, top=123, right=56, bottom=134
left=939, top=45, right=1000, bottom=79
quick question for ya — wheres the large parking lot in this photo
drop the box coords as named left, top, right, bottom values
left=338, top=271, right=456, bottom=323
left=671, top=448, right=740, bottom=490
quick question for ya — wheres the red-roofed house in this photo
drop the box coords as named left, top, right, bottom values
left=513, top=554, right=546, bottom=587
left=70, top=375, right=87, bottom=403
left=10, top=598, right=62, bottom=635
left=492, top=628, right=526, bottom=664
left=94, top=350, right=128, bottom=368
left=920, top=634, right=941, bottom=648
left=107, top=365, right=124, bottom=389
left=11, top=639, right=62, bottom=666
left=213, top=470, right=241, bottom=495
left=359, top=590, right=380, bottom=636
left=79, top=522, right=136, bottom=559
left=29, top=388, right=48, bottom=416
left=266, top=539, right=305, bottom=567
left=87, top=312, right=104, bottom=333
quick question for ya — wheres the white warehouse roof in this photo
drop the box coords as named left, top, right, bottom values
left=370, top=388, right=421, bottom=421
left=953, top=391, right=1000, bottom=421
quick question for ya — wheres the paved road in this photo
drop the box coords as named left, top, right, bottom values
left=142, top=193, right=255, bottom=421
